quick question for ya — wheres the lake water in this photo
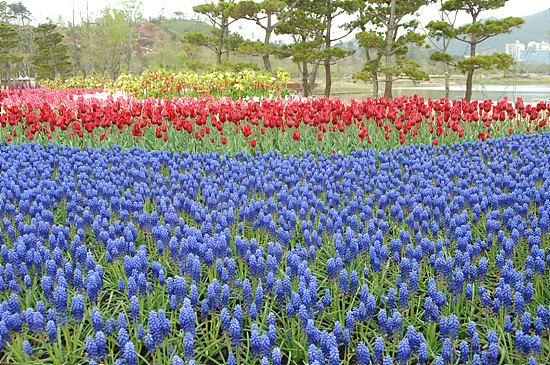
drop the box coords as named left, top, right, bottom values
left=392, top=84, right=550, bottom=103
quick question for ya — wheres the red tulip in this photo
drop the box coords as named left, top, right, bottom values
left=155, top=128, right=163, bottom=138
left=478, top=132, right=485, bottom=141
left=100, top=133, right=105, bottom=141
left=539, top=119, right=547, bottom=127
left=211, top=137, right=215, bottom=143
left=432, top=139, right=438, bottom=145
left=6, top=135, right=11, bottom=142
left=163, top=135, right=168, bottom=142
left=514, top=99, right=524, bottom=110
left=367, top=137, right=372, bottom=143
left=509, top=128, right=513, bottom=134
left=221, top=136, right=227, bottom=145
left=261, top=128, right=265, bottom=134
left=293, top=130, right=300, bottom=141
left=242, top=125, right=252, bottom=138
left=251, top=139, right=256, bottom=147
left=78, top=130, right=83, bottom=138
left=317, top=133, right=323, bottom=141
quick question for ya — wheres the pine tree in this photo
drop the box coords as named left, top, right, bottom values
left=441, top=0, right=524, bottom=101
left=31, top=23, right=72, bottom=80
left=183, top=0, right=247, bottom=65
left=0, top=21, right=22, bottom=86
left=353, top=0, right=432, bottom=99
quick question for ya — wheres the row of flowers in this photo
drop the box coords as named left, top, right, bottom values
left=0, top=88, right=548, bottom=155
left=0, top=132, right=549, bottom=364
left=39, top=69, right=292, bottom=100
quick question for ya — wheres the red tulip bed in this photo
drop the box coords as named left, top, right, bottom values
left=2, top=88, right=550, bottom=365
left=0, top=88, right=548, bottom=153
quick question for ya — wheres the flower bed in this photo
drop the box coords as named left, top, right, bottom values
left=39, top=70, right=292, bottom=100
left=0, top=89, right=548, bottom=156
left=0, top=132, right=549, bottom=364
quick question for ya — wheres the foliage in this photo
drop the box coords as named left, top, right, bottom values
left=30, top=23, right=71, bottom=80
left=456, top=52, right=515, bottom=72
left=0, top=21, right=21, bottom=80
left=0, top=1, right=30, bottom=25
left=91, top=8, right=134, bottom=80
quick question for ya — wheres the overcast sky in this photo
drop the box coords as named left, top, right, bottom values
left=23, top=0, right=550, bottom=40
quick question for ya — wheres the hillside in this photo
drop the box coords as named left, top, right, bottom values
left=158, top=19, right=212, bottom=37
left=134, top=18, right=212, bottom=54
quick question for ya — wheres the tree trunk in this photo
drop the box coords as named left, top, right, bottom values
left=263, top=29, right=272, bottom=73
left=383, top=0, right=397, bottom=99
left=444, top=69, right=450, bottom=100
left=216, top=39, right=223, bottom=65
left=324, top=0, right=332, bottom=98
left=364, top=46, right=380, bottom=99
left=465, top=68, right=474, bottom=102
left=465, top=42, right=476, bottom=102
left=301, top=61, right=309, bottom=97
left=384, top=74, right=393, bottom=99
left=309, top=63, right=319, bottom=95
left=262, top=55, right=272, bottom=74
left=217, top=14, right=228, bottom=65
left=372, top=72, right=379, bottom=99
left=465, top=13, right=478, bottom=102
left=324, top=60, right=331, bottom=97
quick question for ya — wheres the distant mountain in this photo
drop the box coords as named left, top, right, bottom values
left=446, top=9, right=550, bottom=57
